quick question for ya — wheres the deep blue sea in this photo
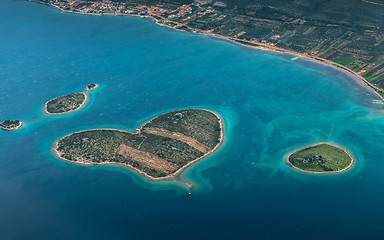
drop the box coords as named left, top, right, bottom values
left=2, top=0, right=384, bottom=239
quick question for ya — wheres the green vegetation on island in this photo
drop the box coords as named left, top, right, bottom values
left=55, top=109, right=223, bottom=179
left=287, top=143, right=354, bottom=173
left=0, top=120, right=23, bottom=131
left=45, top=92, right=87, bottom=115
left=86, top=83, right=98, bottom=91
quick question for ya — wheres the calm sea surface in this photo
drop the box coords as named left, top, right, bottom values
left=2, top=0, right=384, bottom=239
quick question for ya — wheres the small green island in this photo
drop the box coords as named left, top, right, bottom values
left=86, top=84, right=98, bottom=91
left=287, top=143, right=354, bottom=174
left=54, top=109, right=223, bottom=179
left=0, top=120, right=23, bottom=131
left=45, top=92, right=87, bottom=115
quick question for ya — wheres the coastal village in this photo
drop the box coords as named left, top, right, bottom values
left=34, top=0, right=384, bottom=97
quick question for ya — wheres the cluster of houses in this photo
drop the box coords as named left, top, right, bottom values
left=45, top=0, right=134, bottom=15
left=168, top=5, right=193, bottom=19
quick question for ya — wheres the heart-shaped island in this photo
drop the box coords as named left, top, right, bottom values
left=54, top=109, right=223, bottom=179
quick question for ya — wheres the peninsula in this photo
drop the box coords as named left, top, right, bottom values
left=54, top=109, right=223, bottom=179
left=287, top=143, right=354, bottom=174
left=0, top=120, right=23, bottom=131
left=45, top=92, right=87, bottom=115
left=31, top=0, right=384, bottom=99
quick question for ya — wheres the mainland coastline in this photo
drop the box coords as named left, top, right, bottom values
left=30, top=0, right=384, bottom=101
left=32, top=1, right=361, bottom=178
left=53, top=109, right=224, bottom=181
left=286, top=143, right=355, bottom=174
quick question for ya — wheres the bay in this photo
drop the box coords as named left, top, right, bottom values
left=1, top=0, right=384, bottom=239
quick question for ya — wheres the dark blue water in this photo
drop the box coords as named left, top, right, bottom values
left=2, top=0, right=384, bottom=239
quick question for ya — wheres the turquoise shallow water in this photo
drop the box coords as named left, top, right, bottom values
left=2, top=0, right=384, bottom=239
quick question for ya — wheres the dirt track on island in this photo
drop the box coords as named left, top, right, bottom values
left=143, top=128, right=209, bottom=153
left=116, top=144, right=179, bottom=174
